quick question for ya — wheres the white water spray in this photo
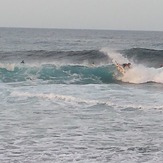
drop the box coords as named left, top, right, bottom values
left=101, top=48, right=163, bottom=84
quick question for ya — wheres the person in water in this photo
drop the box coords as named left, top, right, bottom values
left=21, top=60, right=25, bottom=64
left=122, top=63, right=131, bottom=68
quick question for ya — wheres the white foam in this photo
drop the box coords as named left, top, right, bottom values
left=10, top=90, right=163, bottom=110
left=10, top=91, right=99, bottom=106
left=0, top=63, right=16, bottom=71
left=122, top=65, right=163, bottom=84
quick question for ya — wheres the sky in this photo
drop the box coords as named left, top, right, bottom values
left=0, top=0, right=163, bottom=31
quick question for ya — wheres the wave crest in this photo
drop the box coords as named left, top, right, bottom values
left=0, top=48, right=162, bottom=84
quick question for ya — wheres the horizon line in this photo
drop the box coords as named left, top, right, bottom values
left=0, top=26, right=163, bottom=32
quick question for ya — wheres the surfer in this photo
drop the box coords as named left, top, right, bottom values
left=21, top=60, right=25, bottom=64
left=113, top=61, right=131, bottom=75
left=122, top=63, right=131, bottom=69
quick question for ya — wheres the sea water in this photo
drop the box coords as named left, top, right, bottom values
left=0, top=28, right=163, bottom=163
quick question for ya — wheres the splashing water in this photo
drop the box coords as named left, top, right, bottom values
left=101, top=48, right=163, bottom=84
left=121, top=65, right=163, bottom=83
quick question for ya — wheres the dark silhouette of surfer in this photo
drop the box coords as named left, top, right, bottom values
left=122, top=63, right=131, bottom=68
left=21, top=60, right=25, bottom=64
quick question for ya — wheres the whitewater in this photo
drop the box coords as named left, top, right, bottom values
left=0, top=28, right=163, bottom=163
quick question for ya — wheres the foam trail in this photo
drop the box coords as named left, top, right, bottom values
left=10, top=91, right=98, bottom=105
left=10, top=91, right=163, bottom=109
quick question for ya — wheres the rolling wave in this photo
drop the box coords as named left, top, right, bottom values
left=0, top=47, right=162, bottom=84
left=122, top=48, right=163, bottom=68
left=0, top=48, right=162, bottom=66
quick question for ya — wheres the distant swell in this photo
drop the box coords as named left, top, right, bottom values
left=0, top=50, right=109, bottom=65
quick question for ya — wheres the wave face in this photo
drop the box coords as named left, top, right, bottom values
left=0, top=48, right=163, bottom=84
left=122, top=48, right=163, bottom=68
left=0, top=64, right=115, bottom=84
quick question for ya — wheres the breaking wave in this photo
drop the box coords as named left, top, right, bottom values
left=0, top=48, right=162, bottom=84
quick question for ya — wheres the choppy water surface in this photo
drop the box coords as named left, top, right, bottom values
left=0, top=28, right=163, bottom=162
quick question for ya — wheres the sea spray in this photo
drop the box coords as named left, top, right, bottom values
left=100, top=48, right=130, bottom=64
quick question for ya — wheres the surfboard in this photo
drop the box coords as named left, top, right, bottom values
left=113, top=61, right=126, bottom=75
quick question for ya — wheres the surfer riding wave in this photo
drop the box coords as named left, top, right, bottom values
left=113, top=60, right=132, bottom=75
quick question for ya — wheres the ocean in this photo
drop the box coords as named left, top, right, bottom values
left=0, top=27, right=163, bottom=163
